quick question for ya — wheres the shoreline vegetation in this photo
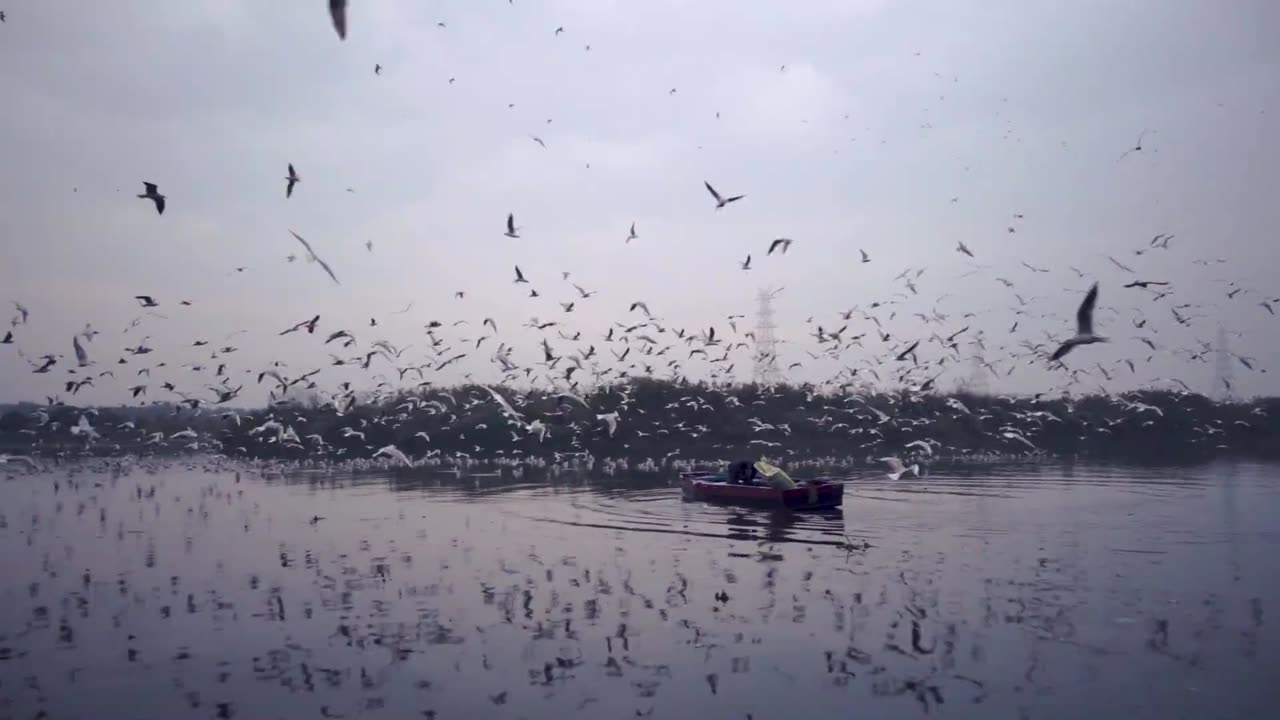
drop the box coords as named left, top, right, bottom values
left=2, top=379, right=1277, bottom=466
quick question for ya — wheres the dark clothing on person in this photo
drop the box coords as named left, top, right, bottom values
left=728, top=460, right=758, bottom=485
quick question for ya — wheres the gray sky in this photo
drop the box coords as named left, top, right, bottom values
left=1, top=0, right=1278, bottom=406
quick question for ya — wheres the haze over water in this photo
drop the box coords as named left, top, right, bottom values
left=1, top=461, right=1275, bottom=719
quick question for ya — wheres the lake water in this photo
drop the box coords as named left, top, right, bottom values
left=0, top=460, right=1276, bottom=720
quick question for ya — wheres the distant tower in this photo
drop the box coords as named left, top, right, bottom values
left=753, top=288, right=782, bottom=385
left=1214, top=325, right=1234, bottom=401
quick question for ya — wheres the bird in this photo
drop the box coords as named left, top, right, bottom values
left=505, top=213, right=520, bottom=238
left=626, top=222, right=638, bottom=243
left=374, top=444, right=414, bottom=468
left=0, top=331, right=12, bottom=344
left=513, top=266, right=529, bottom=284
left=1050, top=282, right=1107, bottom=362
left=328, top=0, right=347, bottom=40
left=703, top=181, right=744, bottom=209
left=137, top=182, right=165, bottom=214
left=879, top=457, right=919, bottom=480
left=285, top=163, right=299, bottom=198
left=597, top=412, right=619, bottom=437
left=0, top=454, right=38, bottom=469
left=374, top=64, right=382, bottom=75
left=740, top=255, right=752, bottom=271
left=767, top=238, right=793, bottom=256
left=73, top=335, right=90, bottom=367
left=135, top=295, right=159, bottom=307
left=1118, top=129, right=1149, bottom=161
left=860, top=249, right=871, bottom=264
left=289, top=230, right=340, bottom=285
left=530, top=135, right=546, bottom=148
left=1123, top=280, right=1169, bottom=289
left=956, top=241, right=973, bottom=258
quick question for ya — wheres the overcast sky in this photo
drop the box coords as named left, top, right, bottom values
left=1, top=0, right=1278, bottom=406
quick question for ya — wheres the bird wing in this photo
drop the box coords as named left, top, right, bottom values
left=329, top=0, right=347, bottom=39
left=374, top=445, right=413, bottom=467
left=143, top=182, right=157, bottom=194
left=1049, top=339, right=1077, bottom=362
left=315, top=257, right=340, bottom=285
left=507, top=213, right=516, bottom=234
left=515, top=265, right=524, bottom=281
left=155, top=196, right=165, bottom=214
left=1076, top=283, right=1098, bottom=335
left=703, top=181, right=722, bottom=203
left=289, top=230, right=317, bottom=259
left=73, top=335, right=88, bottom=366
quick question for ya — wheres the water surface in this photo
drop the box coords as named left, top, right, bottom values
left=0, top=461, right=1276, bottom=719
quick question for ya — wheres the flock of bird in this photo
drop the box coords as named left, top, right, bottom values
left=0, top=3, right=1276, bottom=480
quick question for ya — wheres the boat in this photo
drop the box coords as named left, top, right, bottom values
left=679, top=471, right=843, bottom=510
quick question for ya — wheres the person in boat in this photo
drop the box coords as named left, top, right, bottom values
left=727, top=459, right=758, bottom=485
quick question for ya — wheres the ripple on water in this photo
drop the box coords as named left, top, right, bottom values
left=0, top=459, right=1276, bottom=720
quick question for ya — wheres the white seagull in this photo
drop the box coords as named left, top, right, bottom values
left=374, top=444, right=415, bottom=468
left=1050, top=282, right=1106, bottom=362
left=879, top=456, right=919, bottom=481
left=73, top=335, right=90, bottom=367
left=704, top=181, right=745, bottom=209
left=289, top=230, right=340, bottom=285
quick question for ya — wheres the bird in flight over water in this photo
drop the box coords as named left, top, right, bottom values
left=1051, top=282, right=1106, bottom=362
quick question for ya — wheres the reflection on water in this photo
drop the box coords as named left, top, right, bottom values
left=0, top=460, right=1277, bottom=719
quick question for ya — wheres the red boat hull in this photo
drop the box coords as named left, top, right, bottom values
left=679, top=473, right=843, bottom=510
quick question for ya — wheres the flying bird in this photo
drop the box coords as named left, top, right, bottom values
left=1117, top=129, right=1149, bottom=161
left=285, top=163, right=299, bottom=198
left=530, top=136, right=546, bottom=148
left=703, top=181, right=744, bottom=209
left=767, top=238, right=793, bottom=256
left=135, top=295, right=158, bottom=307
left=289, top=230, right=340, bottom=285
left=373, top=444, right=415, bottom=468
left=513, top=266, right=528, bottom=284
left=505, top=213, right=520, bottom=238
left=860, top=249, right=870, bottom=263
left=740, top=255, right=752, bottom=271
left=1123, top=280, right=1169, bottom=289
left=328, top=0, right=347, bottom=40
left=956, top=241, right=973, bottom=258
left=626, top=222, right=638, bottom=242
left=137, top=182, right=165, bottom=215
left=73, top=335, right=90, bottom=367
left=1050, top=282, right=1107, bottom=362
left=879, top=457, right=919, bottom=481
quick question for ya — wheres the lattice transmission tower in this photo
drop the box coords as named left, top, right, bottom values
left=1213, top=325, right=1235, bottom=401
left=753, top=287, right=782, bottom=385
